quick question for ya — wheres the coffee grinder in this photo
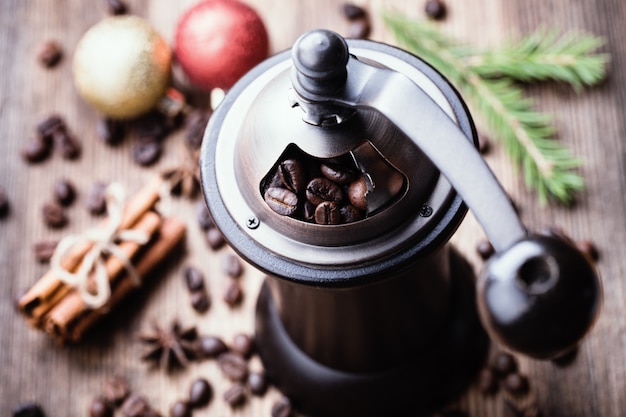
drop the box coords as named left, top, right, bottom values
left=200, top=30, right=601, bottom=416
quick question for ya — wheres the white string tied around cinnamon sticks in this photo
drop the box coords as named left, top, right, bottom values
left=51, top=183, right=150, bottom=308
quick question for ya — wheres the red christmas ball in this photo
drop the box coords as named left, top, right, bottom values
left=174, top=0, right=269, bottom=91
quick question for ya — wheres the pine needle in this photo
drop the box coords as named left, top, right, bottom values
left=382, top=12, right=607, bottom=205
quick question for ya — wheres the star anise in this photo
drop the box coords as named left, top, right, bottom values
left=161, top=148, right=201, bottom=198
left=137, top=319, right=198, bottom=370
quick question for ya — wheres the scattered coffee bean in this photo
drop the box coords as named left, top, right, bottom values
left=348, top=176, right=368, bottom=211
left=0, top=187, right=9, bottom=219
left=53, top=178, right=76, bottom=206
left=348, top=19, right=371, bottom=39
left=478, top=136, right=491, bottom=154
left=105, top=0, right=128, bottom=15
left=37, top=40, right=63, bottom=68
left=185, top=109, right=210, bottom=150
left=223, top=279, right=243, bottom=307
left=504, top=372, right=529, bottom=395
left=314, top=201, right=341, bottom=225
left=89, top=397, right=113, bottom=417
left=265, top=187, right=299, bottom=216
left=223, top=383, right=246, bottom=407
left=133, top=110, right=170, bottom=141
left=425, top=0, right=447, bottom=20
left=53, top=130, right=81, bottom=160
left=196, top=201, right=213, bottom=230
left=33, top=239, right=59, bottom=262
left=222, top=253, right=243, bottom=278
left=96, top=118, right=125, bottom=145
left=341, top=3, right=367, bottom=20
left=190, top=291, right=211, bottom=313
left=189, top=378, right=213, bottom=408
left=278, top=159, right=306, bottom=193
left=12, top=402, right=45, bottom=417
left=232, top=333, right=254, bottom=358
left=42, top=202, right=67, bottom=228
left=37, top=115, right=65, bottom=140
left=577, top=239, right=599, bottom=262
left=86, top=182, right=108, bottom=215
left=306, top=177, right=344, bottom=206
left=478, top=368, right=498, bottom=394
left=271, top=396, right=293, bottom=417
left=21, top=137, right=51, bottom=163
left=169, top=400, right=191, bottom=417
left=492, top=351, right=518, bottom=376
left=205, top=227, right=226, bottom=250
left=218, top=352, right=249, bottom=381
left=197, top=335, right=229, bottom=358
left=247, top=371, right=268, bottom=396
left=103, top=375, right=131, bottom=406
left=132, top=139, right=162, bottom=166
left=120, top=394, right=150, bottom=417
left=476, top=239, right=495, bottom=260
left=184, top=267, right=205, bottom=292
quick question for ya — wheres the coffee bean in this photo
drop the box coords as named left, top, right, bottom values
left=197, top=335, right=229, bottom=358
left=37, top=40, right=63, bottom=68
left=425, top=0, right=447, bottom=20
left=348, top=19, right=371, bottom=39
left=479, top=136, right=491, bottom=155
left=491, top=351, right=518, bottom=376
left=341, top=3, right=367, bottom=20
left=103, top=375, right=131, bottom=406
left=223, top=383, right=246, bottom=407
left=42, top=202, right=67, bottom=228
left=306, top=177, right=344, bottom=206
left=340, top=204, right=363, bottom=223
left=271, top=396, right=293, bottom=417
left=577, top=239, right=599, bottom=262
left=278, top=159, right=306, bottom=193
left=247, top=371, right=268, bottom=396
left=265, top=187, right=299, bottom=216
left=222, top=253, right=243, bottom=278
left=320, top=163, right=357, bottom=185
left=89, top=397, right=113, bottom=417
left=303, top=200, right=316, bottom=222
left=169, top=400, right=191, bottom=417
left=196, top=201, right=213, bottom=230
left=53, top=130, right=81, bottom=159
left=132, top=139, right=162, bottom=166
left=476, top=239, right=495, bottom=260
left=53, top=178, right=76, bottom=206
left=0, top=187, right=10, bottom=219
left=105, top=0, right=128, bottom=15
left=504, top=372, right=529, bottom=395
left=12, top=402, right=45, bottom=417
left=36, top=115, right=64, bottom=140
left=314, top=201, right=341, bottom=225
left=21, top=137, right=51, bottom=163
left=120, top=394, right=149, bottom=417
left=86, top=182, right=108, bottom=215
left=133, top=110, right=170, bottom=141
left=184, top=267, right=205, bottom=292
left=348, top=176, right=367, bottom=211
left=205, top=227, right=226, bottom=250
left=223, top=279, right=243, bottom=307
left=96, top=118, right=125, bottom=145
left=33, top=239, right=59, bottom=263
left=189, top=378, right=213, bottom=408
left=232, top=333, right=254, bottom=358
left=191, top=291, right=211, bottom=313
left=218, top=352, right=249, bottom=381
left=478, top=368, right=498, bottom=394
left=185, top=109, right=210, bottom=150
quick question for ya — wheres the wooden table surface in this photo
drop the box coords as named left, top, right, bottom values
left=1, top=0, right=625, bottom=416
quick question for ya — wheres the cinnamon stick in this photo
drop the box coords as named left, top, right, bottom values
left=44, top=211, right=162, bottom=341
left=18, top=177, right=163, bottom=325
left=66, top=217, right=186, bottom=343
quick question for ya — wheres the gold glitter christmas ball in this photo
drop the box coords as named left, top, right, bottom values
left=73, top=15, right=172, bottom=119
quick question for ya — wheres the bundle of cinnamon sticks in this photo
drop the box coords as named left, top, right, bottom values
left=17, top=178, right=186, bottom=344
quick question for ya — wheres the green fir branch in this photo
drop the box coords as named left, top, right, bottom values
left=382, top=12, right=607, bottom=205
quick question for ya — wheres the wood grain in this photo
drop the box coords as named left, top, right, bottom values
left=1, top=1, right=625, bottom=416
